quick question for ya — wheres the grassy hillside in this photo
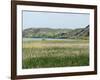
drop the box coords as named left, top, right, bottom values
left=23, top=28, right=72, bottom=38
left=23, top=25, right=89, bottom=39
left=64, top=25, right=89, bottom=39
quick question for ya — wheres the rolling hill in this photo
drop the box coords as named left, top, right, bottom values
left=22, top=25, right=89, bottom=39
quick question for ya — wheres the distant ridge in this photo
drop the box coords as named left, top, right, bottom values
left=23, top=25, right=89, bottom=39
left=66, top=25, right=89, bottom=39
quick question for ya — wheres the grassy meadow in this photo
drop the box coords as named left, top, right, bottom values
left=22, top=39, right=89, bottom=69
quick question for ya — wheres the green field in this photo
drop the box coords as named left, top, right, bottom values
left=22, top=39, right=89, bottom=69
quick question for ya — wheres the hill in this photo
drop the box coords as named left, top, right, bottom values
left=59, top=25, right=89, bottom=39
left=23, top=28, right=72, bottom=38
left=23, top=25, right=89, bottom=39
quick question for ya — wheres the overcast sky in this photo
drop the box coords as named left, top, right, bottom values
left=22, top=10, right=90, bottom=30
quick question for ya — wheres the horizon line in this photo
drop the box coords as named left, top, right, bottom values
left=23, top=25, right=89, bottom=30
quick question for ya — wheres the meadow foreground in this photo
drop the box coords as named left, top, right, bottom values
left=22, top=39, right=89, bottom=69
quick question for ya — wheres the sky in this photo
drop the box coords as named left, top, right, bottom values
left=22, top=10, right=90, bottom=30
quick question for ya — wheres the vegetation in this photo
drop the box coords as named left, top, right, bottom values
left=22, top=25, right=89, bottom=69
left=23, top=25, right=89, bottom=39
left=22, top=39, right=89, bottom=69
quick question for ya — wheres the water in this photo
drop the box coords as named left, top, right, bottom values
left=23, top=38, right=77, bottom=42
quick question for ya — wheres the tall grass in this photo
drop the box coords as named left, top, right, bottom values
left=23, top=55, right=89, bottom=69
left=22, top=39, right=89, bottom=69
